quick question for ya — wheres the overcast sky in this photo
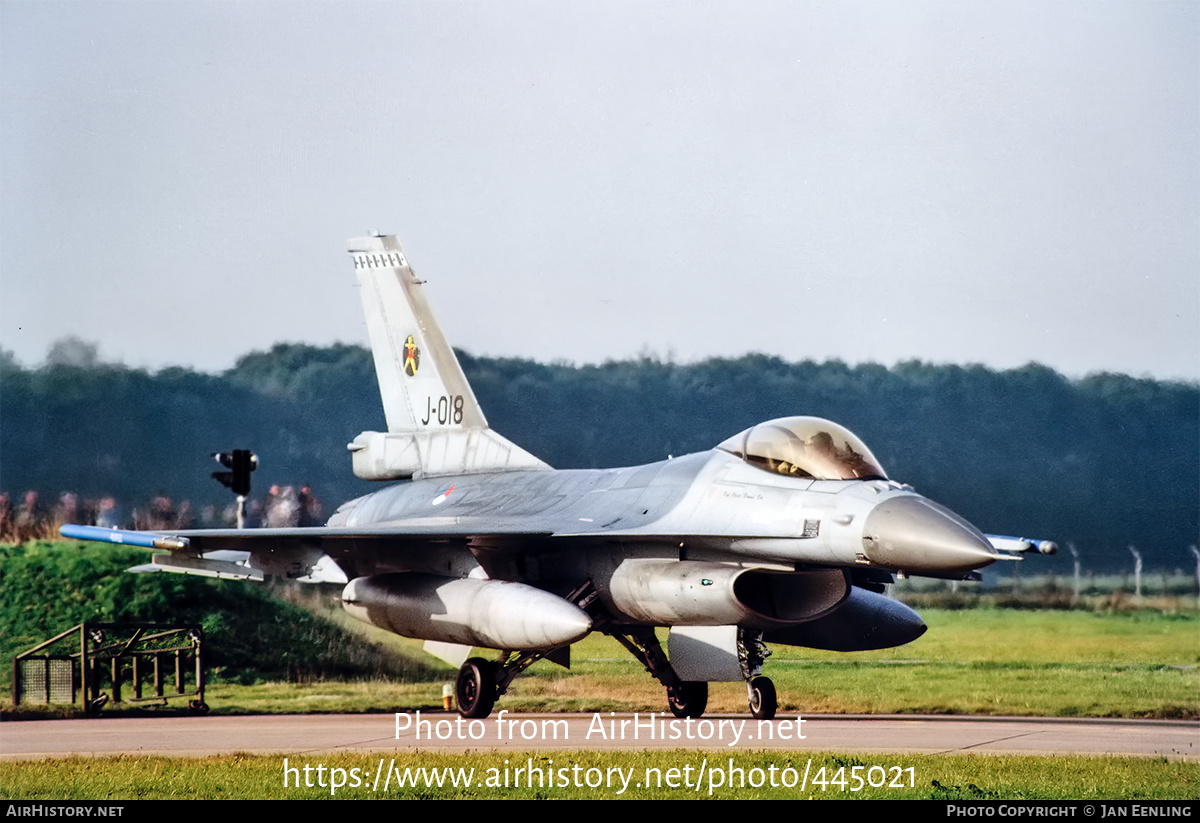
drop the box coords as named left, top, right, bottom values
left=2, top=1, right=1197, bottom=381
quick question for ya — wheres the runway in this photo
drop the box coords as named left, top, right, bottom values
left=2, top=713, right=1196, bottom=760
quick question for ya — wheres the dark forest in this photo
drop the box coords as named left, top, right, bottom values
left=1, top=343, right=1195, bottom=574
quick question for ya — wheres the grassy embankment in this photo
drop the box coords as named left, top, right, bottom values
left=11, top=607, right=1192, bottom=719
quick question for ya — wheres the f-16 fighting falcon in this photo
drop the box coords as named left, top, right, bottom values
left=63, top=232, right=1055, bottom=720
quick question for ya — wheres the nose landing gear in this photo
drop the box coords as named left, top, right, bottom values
left=747, top=676, right=777, bottom=720
left=740, top=630, right=777, bottom=720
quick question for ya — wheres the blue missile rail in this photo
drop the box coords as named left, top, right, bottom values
left=60, top=524, right=190, bottom=551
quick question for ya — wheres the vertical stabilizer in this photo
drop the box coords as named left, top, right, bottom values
left=347, top=234, right=550, bottom=480
left=350, top=234, right=484, bottom=433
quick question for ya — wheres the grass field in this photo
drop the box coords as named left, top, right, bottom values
left=4, top=608, right=1196, bottom=800
left=2, top=751, right=1196, bottom=800
left=181, top=608, right=1196, bottom=719
left=8, top=608, right=1195, bottom=719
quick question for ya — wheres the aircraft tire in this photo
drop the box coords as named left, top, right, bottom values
left=456, top=657, right=496, bottom=719
left=748, top=676, right=777, bottom=720
left=666, top=681, right=708, bottom=719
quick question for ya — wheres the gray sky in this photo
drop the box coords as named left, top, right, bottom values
left=3, top=0, right=1197, bottom=381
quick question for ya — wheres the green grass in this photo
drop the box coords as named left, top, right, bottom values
left=2, top=752, right=1195, bottom=800
left=5, top=607, right=1195, bottom=801
left=882, top=608, right=1198, bottom=665
left=8, top=609, right=1195, bottom=720
left=455, top=610, right=1200, bottom=719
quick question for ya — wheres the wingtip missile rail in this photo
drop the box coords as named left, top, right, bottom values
left=61, top=524, right=191, bottom=551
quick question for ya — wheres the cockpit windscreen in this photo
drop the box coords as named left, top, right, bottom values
left=717, top=416, right=888, bottom=481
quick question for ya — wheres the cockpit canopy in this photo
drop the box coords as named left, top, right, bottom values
left=717, top=416, right=888, bottom=481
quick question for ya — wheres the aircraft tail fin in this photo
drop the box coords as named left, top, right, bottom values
left=347, top=234, right=549, bottom=480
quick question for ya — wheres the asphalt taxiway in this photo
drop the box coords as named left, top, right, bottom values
left=2, top=713, right=1195, bottom=760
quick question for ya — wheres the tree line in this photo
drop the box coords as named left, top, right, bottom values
left=1, top=343, right=1195, bottom=573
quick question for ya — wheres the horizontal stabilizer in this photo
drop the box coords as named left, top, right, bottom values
left=349, top=428, right=548, bottom=480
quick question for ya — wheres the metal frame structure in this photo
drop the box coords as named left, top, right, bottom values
left=12, top=623, right=206, bottom=712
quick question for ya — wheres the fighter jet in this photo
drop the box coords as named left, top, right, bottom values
left=63, top=233, right=1055, bottom=720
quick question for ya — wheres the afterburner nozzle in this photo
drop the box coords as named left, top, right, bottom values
left=861, top=496, right=998, bottom=574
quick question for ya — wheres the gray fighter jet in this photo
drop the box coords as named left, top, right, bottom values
left=63, top=233, right=1055, bottom=720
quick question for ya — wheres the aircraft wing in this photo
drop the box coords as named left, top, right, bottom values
left=59, top=522, right=559, bottom=584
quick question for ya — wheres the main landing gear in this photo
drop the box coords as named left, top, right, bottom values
left=610, top=627, right=779, bottom=719
left=666, top=681, right=708, bottom=719
left=456, top=657, right=496, bottom=719
left=455, top=582, right=598, bottom=719
left=455, top=623, right=781, bottom=721
left=607, top=626, right=706, bottom=718
left=455, top=645, right=572, bottom=719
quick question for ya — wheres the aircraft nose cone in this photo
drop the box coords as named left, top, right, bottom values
left=861, top=496, right=997, bottom=574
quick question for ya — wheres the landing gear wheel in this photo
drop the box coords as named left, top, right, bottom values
left=748, top=676, right=777, bottom=720
left=666, top=681, right=708, bottom=718
left=456, top=657, right=496, bottom=719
